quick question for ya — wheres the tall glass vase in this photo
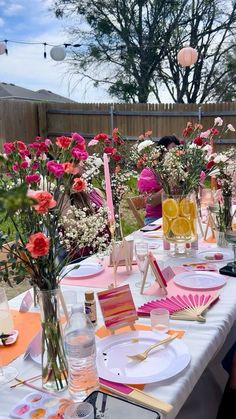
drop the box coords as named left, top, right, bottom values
left=162, top=192, right=197, bottom=256
left=38, top=289, right=68, bottom=392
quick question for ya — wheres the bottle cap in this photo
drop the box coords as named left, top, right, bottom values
left=85, top=290, right=94, bottom=301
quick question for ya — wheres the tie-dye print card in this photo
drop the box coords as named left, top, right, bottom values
left=97, top=285, right=138, bottom=332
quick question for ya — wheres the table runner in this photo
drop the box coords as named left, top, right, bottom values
left=61, top=257, right=139, bottom=288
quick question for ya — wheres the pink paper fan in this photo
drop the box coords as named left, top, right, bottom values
left=138, top=294, right=219, bottom=322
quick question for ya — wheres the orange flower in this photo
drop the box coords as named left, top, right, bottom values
left=71, top=177, right=87, bottom=192
left=145, top=130, right=152, bottom=137
left=56, top=136, right=72, bottom=149
left=62, top=162, right=80, bottom=174
left=26, top=232, right=49, bottom=258
left=28, top=190, right=56, bottom=214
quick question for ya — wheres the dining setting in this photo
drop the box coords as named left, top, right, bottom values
left=1, top=120, right=236, bottom=419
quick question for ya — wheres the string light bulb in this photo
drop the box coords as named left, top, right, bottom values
left=50, top=46, right=66, bottom=61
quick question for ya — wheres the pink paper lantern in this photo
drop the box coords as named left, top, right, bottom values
left=177, top=47, right=198, bottom=67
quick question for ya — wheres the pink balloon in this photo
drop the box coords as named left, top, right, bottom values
left=177, top=47, right=198, bottom=67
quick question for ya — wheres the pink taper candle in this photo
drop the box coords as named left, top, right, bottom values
left=103, top=153, right=115, bottom=223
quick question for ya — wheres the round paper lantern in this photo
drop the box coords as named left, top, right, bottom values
left=0, top=42, right=6, bottom=55
left=177, top=47, right=198, bottom=67
left=50, top=46, right=66, bottom=61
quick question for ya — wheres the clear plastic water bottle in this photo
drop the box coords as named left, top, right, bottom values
left=64, top=305, right=99, bottom=401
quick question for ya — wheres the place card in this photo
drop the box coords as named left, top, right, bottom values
left=140, top=251, right=168, bottom=295
left=162, top=266, right=175, bottom=282
left=19, top=290, right=33, bottom=312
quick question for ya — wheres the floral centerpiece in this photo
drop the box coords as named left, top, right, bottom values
left=85, top=128, right=136, bottom=241
left=0, top=133, right=109, bottom=391
left=134, top=119, right=236, bottom=249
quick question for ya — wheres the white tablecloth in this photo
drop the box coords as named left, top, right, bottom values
left=1, top=233, right=236, bottom=419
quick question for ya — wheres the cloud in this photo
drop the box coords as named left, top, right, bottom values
left=0, top=28, right=112, bottom=103
left=4, top=3, right=24, bottom=16
left=0, top=17, right=5, bottom=27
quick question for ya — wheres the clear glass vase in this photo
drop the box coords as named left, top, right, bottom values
left=215, top=230, right=229, bottom=248
left=38, top=288, right=68, bottom=391
left=162, top=192, right=197, bottom=255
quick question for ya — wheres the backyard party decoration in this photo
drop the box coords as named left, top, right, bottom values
left=177, top=47, right=198, bottom=67
left=97, top=284, right=138, bottom=333
left=136, top=118, right=236, bottom=254
left=50, top=45, right=66, bottom=61
left=140, top=251, right=167, bottom=295
left=86, top=128, right=137, bottom=242
left=103, top=152, right=115, bottom=223
left=138, top=293, right=219, bottom=322
left=0, top=132, right=110, bottom=392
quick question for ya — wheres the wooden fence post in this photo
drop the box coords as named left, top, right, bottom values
left=37, top=102, right=48, bottom=138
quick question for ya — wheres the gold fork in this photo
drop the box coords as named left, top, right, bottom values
left=127, top=333, right=178, bottom=362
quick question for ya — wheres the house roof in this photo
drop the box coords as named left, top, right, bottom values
left=0, top=82, right=75, bottom=103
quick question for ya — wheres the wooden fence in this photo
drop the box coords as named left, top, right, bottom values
left=1, top=100, right=236, bottom=152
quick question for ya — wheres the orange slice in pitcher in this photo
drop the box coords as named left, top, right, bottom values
left=179, top=198, right=191, bottom=217
left=162, top=198, right=179, bottom=219
left=171, top=217, right=191, bottom=236
left=162, top=216, right=170, bottom=234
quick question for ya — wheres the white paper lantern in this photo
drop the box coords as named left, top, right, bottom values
left=0, top=42, right=5, bottom=55
left=50, top=46, right=66, bottom=61
left=177, top=47, right=198, bottom=67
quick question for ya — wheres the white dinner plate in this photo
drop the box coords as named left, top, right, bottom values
left=60, top=262, right=104, bottom=279
left=96, top=331, right=190, bottom=384
left=197, top=248, right=233, bottom=262
left=174, top=271, right=226, bottom=290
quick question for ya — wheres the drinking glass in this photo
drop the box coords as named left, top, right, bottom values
left=0, top=288, right=18, bottom=385
left=0, top=361, right=18, bottom=386
left=134, top=242, right=149, bottom=288
left=225, top=230, right=236, bottom=273
left=64, top=402, right=94, bottom=419
left=150, top=308, right=169, bottom=333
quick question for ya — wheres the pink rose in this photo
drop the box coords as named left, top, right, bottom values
left=12, top=164, right=19, bottom=171
left=47, top=161, right=64, bottom=177
left=16, top=141, right=28, bottom=151
left=71, top=132, right=85, bottom=144
left=70, top=147, right=88, bottom=160
left=20, top=161, right=29, bottom=169
left=26, top=232, right=49, bottom=258
left=31, top=162, right=39, bottom=170
left=3, top=142, right=15, bottom=154
left=25, top=174, right=41, bottom=183
left=88, top=139, right=99, bottom=146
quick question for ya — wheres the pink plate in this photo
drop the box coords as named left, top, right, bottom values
left=61, top=262, right=105, bottom=280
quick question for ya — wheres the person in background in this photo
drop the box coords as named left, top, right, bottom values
left=137, top=135, right=180, bottom=225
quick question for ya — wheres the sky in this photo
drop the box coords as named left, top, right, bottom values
left=0, top=0, right=112, bottom=102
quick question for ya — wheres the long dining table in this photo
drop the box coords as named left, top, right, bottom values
left=1, top=224, right=236, bottom=419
